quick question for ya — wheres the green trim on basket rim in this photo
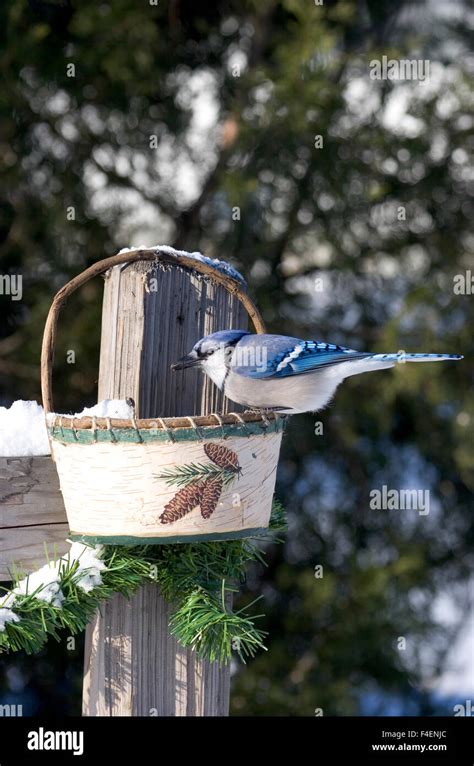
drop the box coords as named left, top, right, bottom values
left=69, top=527, right=270, bottom=545
left=48, top=417, right=286, bottom=445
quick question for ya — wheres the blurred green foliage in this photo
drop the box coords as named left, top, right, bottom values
left=0, top=0, right=472, bottom=715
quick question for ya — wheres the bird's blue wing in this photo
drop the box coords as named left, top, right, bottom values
left=231, top=335, right=370, bottom=379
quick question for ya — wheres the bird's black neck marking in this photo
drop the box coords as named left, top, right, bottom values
left=222, top=342, right=240, bottom=390
left=223, top=365, right=231, bottom=388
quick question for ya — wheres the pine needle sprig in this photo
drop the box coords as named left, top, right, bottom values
left=268, top=499, right=287, bottom=531
left=155, top=462, right=239, bottom=488
left=168, top=587, right=267, bottom=665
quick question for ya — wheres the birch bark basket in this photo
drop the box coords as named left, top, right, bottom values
left=82, top=259, right=248, bottom=716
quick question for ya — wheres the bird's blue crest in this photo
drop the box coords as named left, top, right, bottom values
left=197, top=330, right=250, bottom=347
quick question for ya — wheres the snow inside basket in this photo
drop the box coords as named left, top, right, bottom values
left=47, top=412, right=285, bottom=544
left=41, top=248, right=286, bottom=545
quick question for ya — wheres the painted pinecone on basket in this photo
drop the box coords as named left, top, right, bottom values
left=204, top=443, right=240, bottom=471
left=159, top=481, right=205, bottom=524
left=200, top=477, right=223, bottom=519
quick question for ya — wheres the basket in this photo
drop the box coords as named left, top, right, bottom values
left=41, top=250, right=286, bottom=544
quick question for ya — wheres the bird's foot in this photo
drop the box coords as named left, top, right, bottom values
left=243, top=407, right=288, bottom=419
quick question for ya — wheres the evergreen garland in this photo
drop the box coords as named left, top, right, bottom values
left=0, top=501, right=286, bottom=664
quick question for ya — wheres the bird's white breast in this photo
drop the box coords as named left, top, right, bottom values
left=224, top=368, right=342, bottom=413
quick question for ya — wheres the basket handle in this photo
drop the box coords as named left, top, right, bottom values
left=40, top=248, right=266, bottom=414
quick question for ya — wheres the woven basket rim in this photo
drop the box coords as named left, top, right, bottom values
left=47, top=411, right=286, bottom=431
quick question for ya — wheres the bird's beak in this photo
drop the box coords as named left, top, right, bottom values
left=171, top=353, right=200, bottom=371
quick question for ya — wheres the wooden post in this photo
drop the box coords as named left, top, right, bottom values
left=82, top=259, right=248, bottom=716
left=0, top=456, right=68, bottom=580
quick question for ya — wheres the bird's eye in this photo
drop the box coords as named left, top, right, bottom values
left=207, top=349, right=214, bottom=356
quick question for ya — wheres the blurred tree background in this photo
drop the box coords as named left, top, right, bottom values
left=0, top=0, right=472, bottom=715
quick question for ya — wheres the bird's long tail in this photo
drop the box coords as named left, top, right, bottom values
left=371, top=352, right=463, bottom=363
left=341, top=352, right=463, bottom=379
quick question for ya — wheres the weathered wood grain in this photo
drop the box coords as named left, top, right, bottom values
left=0, top=456, right=68, bottom=581
left=83, top=260, right=248, bottom=716
left=0, top=524, right=70, bottom=581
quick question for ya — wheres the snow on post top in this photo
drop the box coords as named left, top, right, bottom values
left=0, top=399, right=136, bottom=457
left=0, top=400, right=50, bottom=457
left=117, top=245, right=246, bottom=285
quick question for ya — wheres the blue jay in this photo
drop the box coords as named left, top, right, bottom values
left=171, top=330, right=462, bottom=414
